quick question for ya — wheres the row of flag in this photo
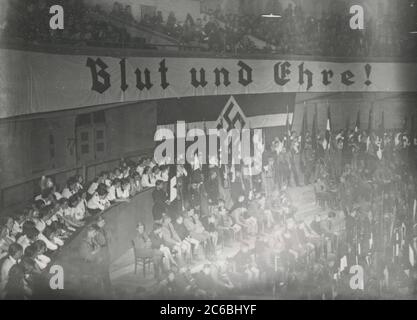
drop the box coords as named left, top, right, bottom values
left=298, top=103, right=417, bottom=154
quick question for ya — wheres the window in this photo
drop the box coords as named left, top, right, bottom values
left=76, top=111, right=107, bottom=162
left=81, top=144, right=89, bottom=154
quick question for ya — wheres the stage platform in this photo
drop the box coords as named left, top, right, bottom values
left=108, top=185, right=335, bottom=299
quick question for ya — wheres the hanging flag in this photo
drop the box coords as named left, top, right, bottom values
left=300, top=105, right=307, bottom=152
left=378, top=110, right=385, bottom=141
left=409, top=115, right=416, bottom=166
left=286, top=105, right=291, bottom=137
left=401, top=222, right=406, bottom=249
left=342, top=114, right=350, bottom=151
left=366, top=106, right=374, bottom=153
left=395, top=230, right=400, bottom=257
left=383, top=266, right=389, bottom=287
left=323, top=105, right=331, bottom=150
left=369, top=232, right=373, bottom=250
left=192, top=152, right=201, bottom=171
left=168, top=165, right=177, bottom=202
left=202, top=120, right=210, bottom=180
left=285, top=105, right=291, bottom=151
left=312, top=105, right=318, bottom=151
left=230, top=164, right=236, bottom=182
left=339, top=255, right=347, bottom=272
left=355, top=110, right=360, bottom=133
left=410, top=244, right=415, bottom=267
left=368, top=105, right=374, bottom=133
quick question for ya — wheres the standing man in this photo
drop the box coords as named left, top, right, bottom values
left=289, top=132, right=301, bottom=187
left=302, top=133, right=315, bottom=185
left=79, top=226, right=112, bottom=298
left=152, top=180, right=170, bottom=223
left=0, top=243, right=23, bottom=298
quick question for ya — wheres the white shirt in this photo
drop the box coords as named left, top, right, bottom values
left=12, top=221, right=22, bottom=236
left=34, top=219, right=46, bottom=233
left=38, top=233, right=58, bottom=251
left=141, top=174, right=155, bottom=188
left=87, top=182, right=98, bottom=195
left=136, top=165, right=145, bottom=176
left=34, top=195, right=51, bottom=206
left=177, top=166, right=188, bottom=177
left=87, top=193, right=105, bottom=211
left=17, top=235, right=31, bottom=251
left=35, top=254, right=51, bottom=270
left=63, top=207, right=74, bottom=219
left=61, top=187, right=75, bottom=199
left=73, top=200, right=86, bottom=221
left=54, top=192, right=63, bottom=200
left=53, top=237, right=64, bottom=246
left=116, top=186, right=130, bottom=199
left=107, top=185, right=116, bottom=202
left=75, top=182, right=83, bottom=192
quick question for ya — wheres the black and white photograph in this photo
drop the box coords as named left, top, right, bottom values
left=0, top=0, right=417, bottom=305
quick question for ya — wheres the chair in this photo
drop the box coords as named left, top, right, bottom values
left=131, top=240, right=153, bottom=278
left=327, top=190, right=339, bottom=210
left=313, top=185, right=326, bottom=209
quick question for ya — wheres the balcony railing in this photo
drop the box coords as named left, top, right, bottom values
left=1, top=36, right=416, bottom=63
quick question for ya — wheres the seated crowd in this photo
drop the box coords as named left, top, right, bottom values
left=1, top=0, right=415, bottom=57
left=0, top=154, right=169, bottom=299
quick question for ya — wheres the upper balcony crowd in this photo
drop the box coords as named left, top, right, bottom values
left=1, top=0, right=416, bottom=58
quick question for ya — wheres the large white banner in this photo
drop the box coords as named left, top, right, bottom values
left=1, top=48, right=417, bottom=118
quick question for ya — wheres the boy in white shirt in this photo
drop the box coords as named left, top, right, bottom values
left=141, top=167, right=155, bottom=188
left=61, top=177, right=77, bottom=199
left=116, top=179, right=131, bottom=200
left=87, top=186, right=110, bottom=214
left=136, top=159, right=146, bottom=176
left=69, top=194, right=86, bottom=222
left=33, top=240, right=51, bottom=270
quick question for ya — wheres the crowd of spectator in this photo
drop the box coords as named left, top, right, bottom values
left=1, top=105, right=417, bottom=299
left=1, top=0, right=416, bottom=57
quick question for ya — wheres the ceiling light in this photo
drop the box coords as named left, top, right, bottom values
left=261, top=13, right=281, bottom=18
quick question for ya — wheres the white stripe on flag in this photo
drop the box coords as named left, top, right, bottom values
left=169, top=176, right=177, bottom=202
left=156, top=114, right=293, bottom=133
